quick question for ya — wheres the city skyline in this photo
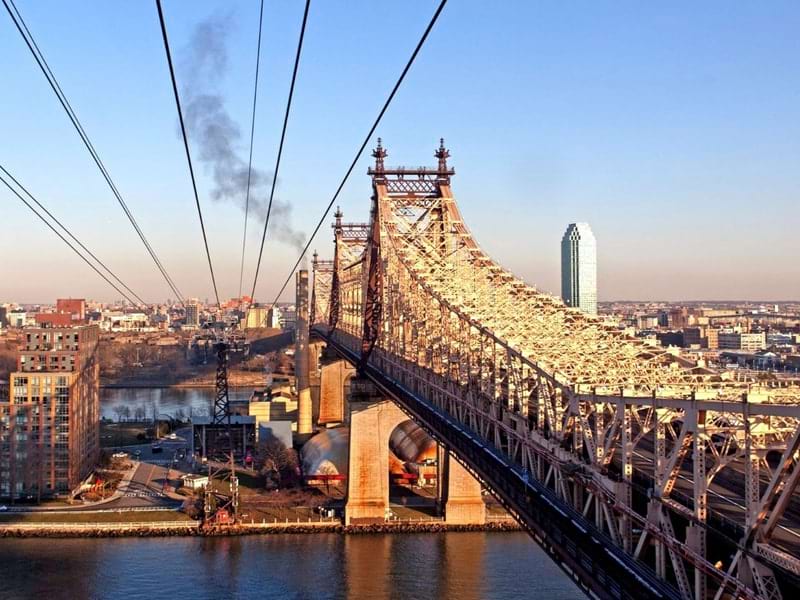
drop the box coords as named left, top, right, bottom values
left=1, top=1, right=799, bottom=303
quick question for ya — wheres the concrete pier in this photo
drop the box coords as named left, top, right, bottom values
left=345, top=398, right=405, bottom=524
left=344, top=378, right=485, bottom=526
left=441, top=449, right=486, bottom=525
left=295, top=271, right=312, bottom=436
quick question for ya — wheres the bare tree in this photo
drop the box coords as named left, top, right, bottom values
left=256, top=438, right=300, bottom=489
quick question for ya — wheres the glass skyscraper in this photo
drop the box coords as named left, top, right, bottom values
left=561, top=223, right=597, bottom=315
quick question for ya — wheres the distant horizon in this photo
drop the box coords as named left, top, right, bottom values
left=4, top=296, right=800, bottom=308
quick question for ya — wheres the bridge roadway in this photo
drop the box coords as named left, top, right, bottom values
left=320, top=328, right=681, bottom=600
left=607, top=441, right=800, bottom=591
left=624, top=439, right=800, bottom=559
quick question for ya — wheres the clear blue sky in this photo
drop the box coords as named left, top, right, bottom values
left=2, top=0, right=798, bottom=304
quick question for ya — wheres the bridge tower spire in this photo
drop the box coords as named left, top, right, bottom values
left=329, top=207, right=343, bottom=331
left=371, top=138, right=387, bottom=182
left=334, top=206, right=343, bottom=234
left=435, top=137, right=451, bottom=184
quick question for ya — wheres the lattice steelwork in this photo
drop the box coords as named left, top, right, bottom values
left=311, top=140, right=800, bottom=600
left=311, top=252, right=333, bottom=328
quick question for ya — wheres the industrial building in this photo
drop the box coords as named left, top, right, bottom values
left=243, top=304, right=273, bottom=329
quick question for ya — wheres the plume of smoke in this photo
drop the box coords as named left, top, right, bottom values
left=179, top=12, right=306, bottom=254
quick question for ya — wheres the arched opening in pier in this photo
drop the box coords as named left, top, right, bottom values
left=388, top=420, right=440, bottom=515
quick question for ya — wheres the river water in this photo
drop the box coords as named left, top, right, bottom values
left=100, top=387, right=250, bottom=420
left=0, top=533, right=582, bottom=599
left=76, top=389, right=583, bottom=598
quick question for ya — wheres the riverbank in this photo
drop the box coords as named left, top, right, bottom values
left=0, top=519, right=521, bottom=538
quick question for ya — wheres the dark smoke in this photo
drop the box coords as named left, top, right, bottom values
left=180, top=12, right=305, bottom=253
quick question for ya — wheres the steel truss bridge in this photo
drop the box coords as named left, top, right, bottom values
left=309, top=139, right=800, bottom=600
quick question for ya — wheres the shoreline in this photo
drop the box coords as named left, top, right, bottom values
left=0, top=520, right=521, bottom=539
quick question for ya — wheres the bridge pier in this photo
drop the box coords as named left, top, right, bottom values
left=318, top=359, right=354, bottom=425
left=345, top=396, right=406, bottom=524
left=344, top=378, right=485, bottom=526
left=308, top=341, right=325, bottom=424
left=440, top=447, right=486, bottom=525
left=296, top=271, right=312, bottom=437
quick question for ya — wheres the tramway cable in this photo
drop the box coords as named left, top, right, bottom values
left=0, top=164, right=147, bottom=306
left=248, top=0, right=311, bottom=305
left=2, top=0, right=186, bottom=305
left=237, top=0, right=266, bottom=301
left=0, top=168, right=143, bottom=307
left=255, top=0, right=449, bottom=326
left=156, top=0, right=221, bottom=307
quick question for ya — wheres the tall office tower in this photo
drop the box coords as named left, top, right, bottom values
left=561, top=223, right=598, bottom=315
left=185, top=301, right=200, bottom=328
left=1, top=324, right=100, bottom=499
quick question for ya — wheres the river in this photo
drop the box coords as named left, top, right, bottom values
left=100, top=386, right=249, bottom=420
left=0, top=533, right=582, bottom=599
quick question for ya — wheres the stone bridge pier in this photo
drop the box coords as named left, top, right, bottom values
left=311, top=342, right=356, bottom=426
left=344, top=377, right=485, bottom=526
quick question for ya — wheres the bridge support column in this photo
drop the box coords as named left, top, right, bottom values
left=441, top=448, right=486, bottom=525
left=319, top=359, right=355, bottom=425
left=345, top=389, right=406, bottom=525
left=296, top=270, right=312, bottom=436
left=648, top=500, right=666, bottom=580
left=309, top=341, right=324, bottom=424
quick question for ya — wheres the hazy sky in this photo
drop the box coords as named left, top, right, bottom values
left=1, top=1, right=798, bottom=304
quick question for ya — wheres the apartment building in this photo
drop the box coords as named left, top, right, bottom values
left=0, top=324, right=100, bottom=499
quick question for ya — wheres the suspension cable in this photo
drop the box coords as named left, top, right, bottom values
left=0, top=168, right=142, bottom=306
left=248, top=0, right=311, bottom=304
left=237, top=0, right=266, bottom=302
left=256, top=0, right=448, bottom=325
left=155, top=0, right=221, bottom=307
left=2, top=0, right=186, bottom=305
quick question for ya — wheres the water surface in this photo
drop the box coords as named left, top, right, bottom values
left=0, top=533, right=582, bottom=600
left=100, top=387, right=249, bottom=420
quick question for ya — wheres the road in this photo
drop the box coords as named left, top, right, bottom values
left=100, top=428, right=197, bottom=510
left=619, top=436, right=800, bottom=559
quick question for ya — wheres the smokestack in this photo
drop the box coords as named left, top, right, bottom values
left=295, top=270, right=312, bottom=435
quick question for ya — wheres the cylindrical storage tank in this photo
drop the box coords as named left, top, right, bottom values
left=301, top=427, right=349, bottom=476
left=389, top=421, right=437, bottom=464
